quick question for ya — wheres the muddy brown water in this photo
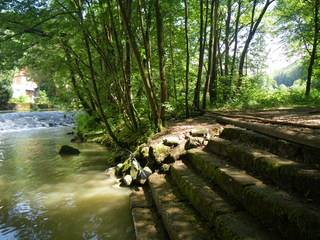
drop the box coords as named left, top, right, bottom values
left=0, top=127, right=133, bottom=240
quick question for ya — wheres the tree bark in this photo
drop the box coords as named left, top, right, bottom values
left=184, top=0, right=190, bottom=118
left=223, top=0, right=232, bottom=100
left=209, top=0, right=219, bottom=105
left=230, top=0, right=241, bottom=94
left=306, top=0, right=319, bottom=97
left=193, top=0, right=209, bottom=110
left=237, top=0, right=274, bottom=90
left=202, top=0, right=215, bottom=111
left=118, top=0, right=161, bottom=129
left=155, top=0, right=168, bottom=124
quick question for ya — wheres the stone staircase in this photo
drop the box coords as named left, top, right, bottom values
left=130, top=125, right=320, bottom=240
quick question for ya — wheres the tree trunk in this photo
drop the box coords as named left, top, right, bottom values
left=193, top=0, right=209, bottom=110
left=155, top=0, right=168, bottom=124
left=118, top=0, right=161, bottom=129
left=230, top=0, right=241, bottom=94
left=202, top=0, right=215, bottom=111
left=237, top=0, right=274, bottom=90
left=223, top=0, right=232, bottom=100
left=209, top=0, right=219, bottom=105
left=306, top=0, right=319, bottom=97
left=184, top=0, right=190, bottom=118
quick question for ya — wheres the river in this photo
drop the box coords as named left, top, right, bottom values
left=0, top=112, right=133, bottom=240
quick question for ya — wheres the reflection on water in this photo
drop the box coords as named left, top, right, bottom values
left=0, top=127, right=133, bottom=240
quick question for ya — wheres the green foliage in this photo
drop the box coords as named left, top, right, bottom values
left=9, top=95, right=29, bottom=104
left=75, top=112, right=100, bottom=135
left=219, top=78, right=320, bottom=110
left=0, top=72, right=12, bottom=108
left=35, top=90, right=50, bottom=105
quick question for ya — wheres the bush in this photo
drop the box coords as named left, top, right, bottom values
left=0, top=82, right=12, bottom=108
left=9, top=95, right=29, bottom=104
left=218, top=77, right=320, bottom=110
left=75, top=111, right=100, bottom=134
left=0, top=72, right=13, bottom=109
left=35, top=90, right=50, bottom=105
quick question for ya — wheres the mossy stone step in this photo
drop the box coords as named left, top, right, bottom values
left=206, top=137, right=320, bottom=201
left=148, top=173, right=215, bottom=240
left=170, top=161, right=279, bottom=240
left=220, top=126, right=320, bottom=164
left=215, top=115, right=320, bottom=149
left=185, top=148, right=320, bottom=240
left=130, top=188, right=166, bottom=240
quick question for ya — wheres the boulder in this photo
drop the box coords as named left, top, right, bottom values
left=140, top=146, right=150, bottom=159
left=190, top=128, right=209, bottom=138
left=123, top=175, right=133, bottom=186
left=140, top=166, right=153, bottom=179
left=59, top=145, right=80, bottom=155
left=163, top=136, right=181, bottom=147
left=115, top=163, right=124, bottom=176
left=185, top=137, right=205, bottom=150
left=150, top=144, right=171, bottom=164
left=130, top=159, right=142, bottom=180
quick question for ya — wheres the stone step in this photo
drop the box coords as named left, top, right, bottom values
left=206, top=137, right=320, bottom=202
left=215, top=115, right=320, bottom=149
left=170, top=161, right=279, bottom=240
left=184, top=148, right=320, bottom=240
left=148, top=173, right=215, bottom=240
left=130, top=187, right=168, bottom=240
left=220, top=126, right=320, bottom=164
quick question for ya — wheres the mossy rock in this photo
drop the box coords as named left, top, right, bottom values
left=150, top=144, right=172, bottom=165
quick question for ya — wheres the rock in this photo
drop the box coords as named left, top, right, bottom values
left=190, top=129, right=209, bottom=138
left=150, top=144, right=171, bottom=164
left=131, top=158, right=142, bottom=180
left=160, top=164, right=170, bottom=173
left=105, top=167, right=116, bottom=178
left=140, top=166, right=153, bottom=179
left=59, top=145, right=80, bottom=155
left=66, top=131, right=74, bottom=135
left=163, top=136, right=181, bottom=147
left=185, top=137, right=205, bottom=150
left=115, top=163, right=124, bottom=176
left=123, top=175, right=133, bottom=186
left=140, top=146, right=150, bottom=159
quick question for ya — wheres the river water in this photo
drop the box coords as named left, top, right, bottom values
left=0, top=112, right=133, bottom=240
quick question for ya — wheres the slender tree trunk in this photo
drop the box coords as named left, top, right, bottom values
left=209, top=0, right=219, bottom=105
left=230, top=0, right=241, bottom=94
left=155, top=0, right=168, bottom=124
left=118, top=0, right=161, bottom=129
left=169, top=27, right=177, bottom=101
left=237, top=0, right=274, bottom=90
left=202, top=0, right=215, bottom=111
left=193, top=0, right=209, bottom=110
left=184, top=0, right=190, bottom=118
left=306, top=0, right=319, bottom=97
left=223, top=0, right=232, bottom=100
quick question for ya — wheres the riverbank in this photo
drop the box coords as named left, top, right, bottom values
left=121, top=108, right=320, bottom=240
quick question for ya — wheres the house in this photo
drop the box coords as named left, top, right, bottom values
left=12, top=69, right=38, bottom=103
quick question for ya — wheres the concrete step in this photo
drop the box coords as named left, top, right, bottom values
left=215, top=115, right=320, bottom=149
left=184, top=148, right=320, bottom=240
left=130, top=187, right=168, bottom=240
left=220, top=126, right=320, bottom=164
left=206, top=137, right=320, bottom=202
left=148, top=173, right=215, bottom=240
left=170, top=161, right=280, bottom=240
